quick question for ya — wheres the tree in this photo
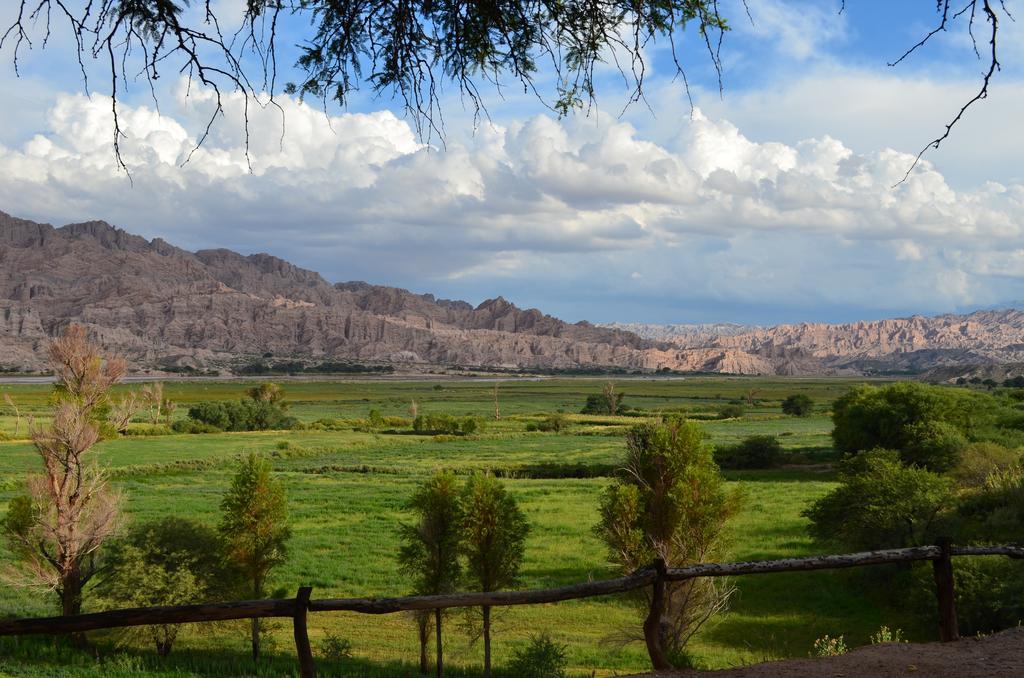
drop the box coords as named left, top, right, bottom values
left=781, top=394, right=814, bottom=417
left=247, top=382, right=285, bottom=405
left=398, top=472, right=464, bottom=676
left=831, top=382, right=986, bottom=470
left=97, top=517, right=232, bottom=656
left=459, top=473, right=530, bottom=677
left=219, top=453, right=291, bottom=662
left=3, top=393, right=22, bottom=437
left=140, top=382, right=165, bottom=425
left=108, top=390, right=140, bottom=434
left=715, top=434, right=783, bottom=470
left=1, top=325, right=124, bottom=620
left=1, top=2, right=1007, bottom=176
left=596, top=418, right=737, bottom=669
left=803, top=449, right=953, bottom=551
left=581, top=384, right=625, bottom=415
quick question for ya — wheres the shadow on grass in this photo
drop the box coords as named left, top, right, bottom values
left=0, top=635, right=517, bottom=677
left=699, top=566, right=934, bottom=661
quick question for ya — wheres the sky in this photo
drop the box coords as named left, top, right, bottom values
left=0, top=0, right=1022, bottom=325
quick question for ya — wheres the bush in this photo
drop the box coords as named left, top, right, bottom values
left=171, top=419, right=222, bottom=434
left=716, top=435, right=784, bottom=470
left=952, top=442, right=1020, bottom=487
left=811, top=635, right=848, bottom=657
left=716, top=404, right=745, bottom=419
left=946, top=557, right=1024, bottom=635
left=187, top=398, right=297, bottom=432
left=319, top=634, right=354, bottom=661
left=97, top=518, right=234, bottom=656
left=900, top=420, right=967, bottom=472
left=536, top=414, right=568, bottom=432
left=870, top=626, right=905, bottom=644
left=803, top=449, right=953, bottom=551
left=781, top=394, right=814, bottom=416
left=831, top=382, right=993, bottom=458
left=411, top=413, right=479, bottom=435
left=507, top=634, right=568, bottom=678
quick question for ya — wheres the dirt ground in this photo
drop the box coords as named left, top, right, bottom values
left=631, top=627, right=1024, bottom=677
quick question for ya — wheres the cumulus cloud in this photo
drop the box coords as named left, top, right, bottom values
left=0, top=81, right=1022, bottom=322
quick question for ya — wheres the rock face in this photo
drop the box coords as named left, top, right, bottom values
left=605, top=311, right=1024, bottom=376
left=0, top=211, right=687, bottom=372
left=3, top=209, right=1022, bottom=376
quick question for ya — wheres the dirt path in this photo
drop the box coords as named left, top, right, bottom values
left=630, top=627, right=1024, bottom=677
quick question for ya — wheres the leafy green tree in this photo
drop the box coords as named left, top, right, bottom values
left=715, top=435, right=783, bottom=470
left=219, top=454, right=291, bottom=662
left=459, top=473, right=530, bottom=677
left=398, top=472, right=464, bottom=676
left=831, top=382, right=988, bottom=470
left=98, top=518, right=232, bottom=656
left=596, top=418, right=737, bottom=669
left=803, top=449, right=953, bottom=551
left=781, top=394, right=814, bottom=417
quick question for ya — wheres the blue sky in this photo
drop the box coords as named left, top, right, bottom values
left=1, top=0, right=1022, bottom=325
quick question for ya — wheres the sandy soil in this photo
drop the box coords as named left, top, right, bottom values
left=630, top=627, right=1024, bottom=677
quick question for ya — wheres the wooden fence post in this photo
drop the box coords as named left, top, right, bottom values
left=293, top=587, right=316, bottom=677
left=932, top=538, right=959, bottom=643
left=642, top=559, right=671, bottom=671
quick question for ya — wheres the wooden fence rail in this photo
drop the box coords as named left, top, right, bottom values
left=1, top=542, right=1021, bottom=677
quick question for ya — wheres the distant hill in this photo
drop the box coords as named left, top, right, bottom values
left=2, top=209, right=1023, bottom=376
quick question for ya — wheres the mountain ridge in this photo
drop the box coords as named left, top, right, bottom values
left=2, top=210, right=1022, bottom=377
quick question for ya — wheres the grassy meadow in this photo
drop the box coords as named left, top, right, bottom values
left=0, top=376, right=929, bottom=676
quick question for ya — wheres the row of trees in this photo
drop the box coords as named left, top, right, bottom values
left=399, top=472, right=529, bottom=677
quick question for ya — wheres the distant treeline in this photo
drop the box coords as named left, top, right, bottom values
left=237, top=361, right=397, bottom=376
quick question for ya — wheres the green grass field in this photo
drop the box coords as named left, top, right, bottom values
left=0, top=377, right=927, bottom=676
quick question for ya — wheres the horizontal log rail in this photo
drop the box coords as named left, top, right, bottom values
left=309, top=569, right=657, bottom=614
left=0, top=543, right=1021, bottom=676
left=0, top=598, right=298, bottom=636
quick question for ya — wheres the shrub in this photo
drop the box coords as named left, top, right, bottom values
left=945, top=557, right=1024, bottom=635
left=368, top=409, right=385, bottom=429
left=412, top=413, right=477, bottom=435
left=716, top=404, right=745, bottom=419
left=900, top=420, right=967, bottom=472
left=811, top=635, right=848, bottom=657
left=870, top=626, right=905, bottom=644
left=97, top=518, right=232, bottom=656
left=319, top=634, right=354, bottom=661
left=781, top=394, right=814, bottom=416
left=536, top=414, right=568, bottom=432
left=525, top=422, right=538, bottom=432
left=803, top=449, right=953, bottom=551
left=953, top=442, right=1021, bottom=487
left=171, top=419, right=222, bottom=434
left=716, top=435, right=784, bottom=470
left=187, top=398, right=297, bottom=432
left=507, top=634, right=568, bottom=678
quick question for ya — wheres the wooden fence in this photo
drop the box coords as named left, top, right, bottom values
left=0, top=541, right=1021, bottom=677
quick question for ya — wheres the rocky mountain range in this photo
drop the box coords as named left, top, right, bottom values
left=2, top=210, right=1023, bottom=377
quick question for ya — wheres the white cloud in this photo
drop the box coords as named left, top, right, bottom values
left=0, top=81, right=1022, bottom=321
left=730, top=0, right=847, bottom=60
